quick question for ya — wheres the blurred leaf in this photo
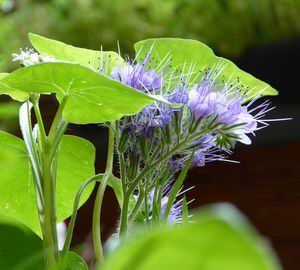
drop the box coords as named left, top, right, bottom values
left=65, top=251, right=88, bottom=270
left=0, top=215, right=44, bottom=270
left=101, top=203, right=281, bottom=270
left=0, top=62, right=169, bottom=124
left=135, top=39, right=278, bottom=99
left=28, top=32, right=125, bottom=75
left=0, top=102, right=19, bottom=118
left=0, top=73, right=8, bottom=79
left=0, top=132, right=95, bottom=236
left=0, top=216, right=88, bottom=270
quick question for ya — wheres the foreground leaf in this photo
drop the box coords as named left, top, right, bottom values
left=0, top=132, right=95, bottom=235
left=101, top=204, right=281, bottom=270
left=0, top=215, right=44, bottom=270
left=65, top=251, right=88, bottom=270
left=0, top=62, right=167, bottom=124
left=29, top=33, right=125, bottom=75
left=0, top=216, right=88, bottom=270
left=135, top=39, right=278, bottom=99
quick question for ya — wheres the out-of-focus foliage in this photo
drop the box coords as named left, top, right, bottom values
left=0, top=0, right=300, bottom=72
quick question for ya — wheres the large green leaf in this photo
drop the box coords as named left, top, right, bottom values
left=135, top=39, right=278, bottom=99
left=0, top=73, right=8, bottom=79
left=0, top=62, right=168, bottom=124
left=28, top=33, right=125, bottom=75
left=101, top=204, right=281, bottom=270
left=0, top=215, right=44, bottom=270
left=0, top=132, right=95, bottom=236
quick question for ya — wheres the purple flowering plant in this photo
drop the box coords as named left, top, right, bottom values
left=0, top=34, right=283, bottom=270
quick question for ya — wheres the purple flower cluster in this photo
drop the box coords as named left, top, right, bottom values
left=111, top=58, right=273, bottom=226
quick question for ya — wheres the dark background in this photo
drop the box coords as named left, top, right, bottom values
left=1, top=1, right=300, bottom=269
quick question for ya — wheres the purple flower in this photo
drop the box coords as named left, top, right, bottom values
left=188, top=74, right=271, bottom=145
left=110, top=63, right=162, bottom=91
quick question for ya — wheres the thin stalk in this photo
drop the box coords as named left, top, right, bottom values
left=59, top=174, right=102, bottom=270
left=144, top=178, right=150, bottom=225
left=42, top=138, right=59, bottom=269
left=32, top=100, right=47, bottom=143
left=42, top=97, right=68, bottom=269
left=119, top=192, right=130, bottom=234
left=119, top=153, right=127, bottom=193
left=126, top=128, right=210, bottom=196
left=128, top=184, right=144, bottom=222
left=126, top=136, right=189, bottom=196
left=92, top=125, right=115, bottom=263
left=48, top=96, right=68, bottom=141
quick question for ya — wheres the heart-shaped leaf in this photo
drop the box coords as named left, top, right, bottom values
left=0, top=132, right=95, bottom=236
left=135, top=39, right=278, bottom=99
left=28, top=33, right=125, bottom=75
left=101, top=204, right=281, bottom=270
left=0, top=62, right=168, bottom=124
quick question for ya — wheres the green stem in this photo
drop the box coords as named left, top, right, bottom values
left=32, top=99, right=47, bottom=143
left=129, top=185, right=144, bottom=222
left=126, top=129, right=208, bottom=197
left=119, top=192, right=130, bottom=234
left=126, top=136, right=189, bottom=196
left=42, top=138, right=59, bottom=269
left=59, top=174, right=102, bottom=270
left=92, top=125, right=115, bottom=263
left=42, top=97, right=68, bottom=269
left=48, top=96, right=68, bottom=141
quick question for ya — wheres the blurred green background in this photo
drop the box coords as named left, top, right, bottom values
left=1, top=0, right=300, bottom=72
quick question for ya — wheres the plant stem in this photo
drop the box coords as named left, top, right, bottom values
left=92, top=125, right=115, bottom=263
left=59, top=174, right=102, bottom=270
left=42, top=97, right=68, bottom=269
left=32, top=99, right=47, bottom=143
left=48, top=96, right=68, bottom=141
left=42, top=138, right=59, bottom=269
left=119, top=192, right=130, bottom=234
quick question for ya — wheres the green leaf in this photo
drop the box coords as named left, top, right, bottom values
left=0, top=132, right=95, bottom=236
left=28, top=33, right=125, bottom=75
left=0, top=102, right=19, bottom=119
left=101, top=204, right=281, bottom=270
left=134, top=39, right=278, bottom=99
left=0, top=73, right=8, bottom=79
left=0, top=72, right=28, bottom=101
left=0, top=62, right=169, bottom=124
left=0, top=215, right=44, bottom=270
left=65, top=251, right=88, bottom=270
left=0, top=216, right=87, bottom=270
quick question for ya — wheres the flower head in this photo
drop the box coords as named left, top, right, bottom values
left=111, top=62, right=162, bottom=91
left=188, top=71, right=271, bottom=145
left=12, top=48, right=56, bottom=66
